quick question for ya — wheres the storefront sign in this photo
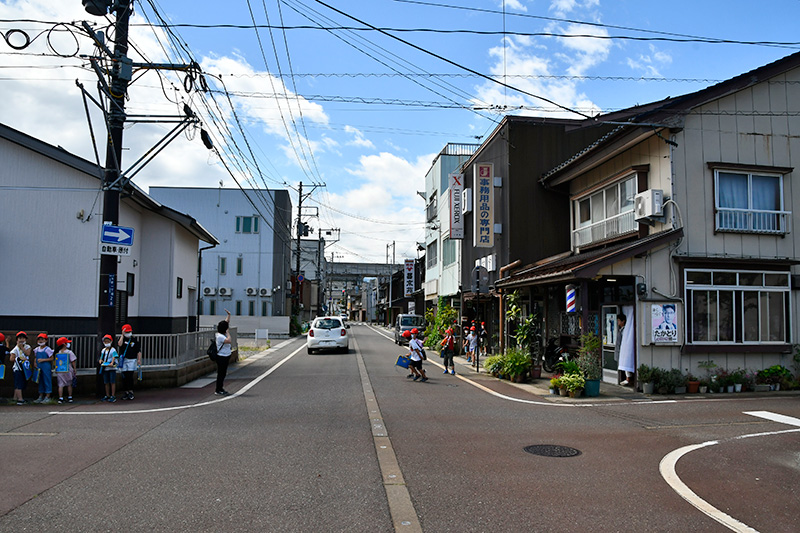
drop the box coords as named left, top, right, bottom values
left=449, top=173, right=464, bottom=239
left=651, top=303, right=678, bottom=343
left=404, top=259, right=415, bottom=297
left=473, top=162, right=494, bottom=248
left=566, top=285, right=577, bottom=313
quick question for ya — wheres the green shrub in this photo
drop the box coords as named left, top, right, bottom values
left=502, top=347, right=531, bottom=377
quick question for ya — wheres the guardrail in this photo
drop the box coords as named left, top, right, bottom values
left=41, top=328, right=238, bottom=370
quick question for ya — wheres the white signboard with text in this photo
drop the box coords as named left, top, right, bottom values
left=449, top=173, right=464, bottom=239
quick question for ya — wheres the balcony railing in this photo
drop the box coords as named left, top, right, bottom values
left=572, top=210, right=637, bottom=248
left=716, top=208, right=790, bottom=235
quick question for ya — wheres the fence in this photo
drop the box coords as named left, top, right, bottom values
left=42, top=327, right=238, bottom=371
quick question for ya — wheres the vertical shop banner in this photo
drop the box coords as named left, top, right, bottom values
left=651, top=303, right=678, bottom=343
left=449, top=173, right=464, bottom=239
left=473, top=162, right=494, bottom=248
left=404, top=259, right=415, bottom=297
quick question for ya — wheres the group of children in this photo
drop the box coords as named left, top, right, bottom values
left=463, top=322, right=488, bottom=364
left=402, top=320, right=490, bottom=381
left=2, top=324, right=141, bottom=405
left=2, top=331, right=77, bottom=405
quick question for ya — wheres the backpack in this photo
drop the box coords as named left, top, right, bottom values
left=207, top=338, right=218, bottom=362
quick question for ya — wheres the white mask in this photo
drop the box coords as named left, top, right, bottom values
left=38, top=340, right=46, bottom=346
left=124, top=332, right=132, bottom=338
left=66, top=343, right=71, bottom=349
left=103, top=342, right=111, bottom=348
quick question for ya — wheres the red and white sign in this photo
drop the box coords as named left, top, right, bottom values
left=404, top=259, right=415, bottom=297
left=473, top=162, right=494, bottom=248
left=449, top=173, right=464, bottom=239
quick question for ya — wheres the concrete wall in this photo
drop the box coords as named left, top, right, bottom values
left=200, top=314, right=290, bottom=336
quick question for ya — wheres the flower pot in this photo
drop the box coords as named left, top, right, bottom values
left=513, top=373, right=526, bottom=383
left=584, top=379, right=601, bottom=397
left=568, top=389, right=582, bottom=398
left=699, top=386, right=708, bottom=394
left=726, top=385, right=734, bottom=393
left=549, top=388, right=557, bottom=395
left=559, top=387, right=569, bottom=396
left=530, top=365, right=542, bottom=379
left=754, top=384, right=770, bottom=392
left=687, top=381, right=700, bottom=393
left=642, top=382, right=655, bottom=395
left=674, top=386, right=687, bottom=394
left=734, top=383, right=742, bottom=393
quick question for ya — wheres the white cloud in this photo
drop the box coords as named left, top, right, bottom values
left=499, top=0, right=528, bottom=12
left=344, top=125, right=375, bottom=149
left=626, top=45, right=673, bottom=77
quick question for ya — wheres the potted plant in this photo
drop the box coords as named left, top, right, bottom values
left=686, top=370, right=700, bottom=393
left=731, top=368, right=745, bottom=392
left=549, top=375, right=561, bottom=395
left=577, top=333, right=602, bottom=397
left=560, top=372, right=585, bottom=398
left=654, top=368, right=670, bottom=394
left=502, top=347, right=531, bottom=383
left=483, top=355, right=504, bottom=377
left=698, top=378, right=709, bottom=394
left=669, top=369, right=687, bottom=394
left=637, top=364, right=656, bottom=394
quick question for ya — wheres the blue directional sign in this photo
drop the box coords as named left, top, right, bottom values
left=101, top=225, right=134, bottom=246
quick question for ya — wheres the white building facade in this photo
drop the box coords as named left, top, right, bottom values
left=149, top=187, right=292, bottom=318
left=0, top=123, right=217, bottom=335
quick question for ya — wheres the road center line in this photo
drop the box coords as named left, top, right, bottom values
left=352, top=336, right=422, bottom=533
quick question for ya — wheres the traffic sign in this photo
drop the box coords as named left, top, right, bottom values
left=101, top=224, right=134, bottom=246
left=297, top=274, right=305, bottom=283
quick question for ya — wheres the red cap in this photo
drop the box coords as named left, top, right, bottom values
left=481, top=322, right=485, bottom=326
left=402, top=330, right=411, bottom=338
left=57, top=337, right=70, bottom=347
left=16, top=331, right=27, bottom=338
left=102, top=334, right=113, bottom=342
left=470, top=326, right=476, bottom=331
left=37, top=333, right=48, bottom=340
left=411, top=328, right=419, bottom=335
left=0, top=333, right=5, bottom=342
left=121, top=324, right=132, bottom=333
left=445, top=328, right=452, bottom=335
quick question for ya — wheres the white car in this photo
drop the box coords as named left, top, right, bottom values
left=307, top=316, right=350, bottom=354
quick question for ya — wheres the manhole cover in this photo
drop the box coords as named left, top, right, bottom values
left=523, top=444, right=581, bottom=457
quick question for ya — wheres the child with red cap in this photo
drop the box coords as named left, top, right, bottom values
left=54, top=337, right=77, bottom=404
left=10, top=332, right=31, bottom=405
left=98, top=334, right=119, bottom=402
left=33, top=333, right=54, bottom=403
left=117, top=324, right=141, bottom=400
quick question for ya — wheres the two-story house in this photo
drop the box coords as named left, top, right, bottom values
left=460, top=116, right=617, bottom=352
left=497, top=51, right=800, bottom=384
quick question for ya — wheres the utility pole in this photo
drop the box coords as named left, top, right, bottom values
left=293, top=182, right=321, bottom=317
left=96, top=0, right=131, bottom=338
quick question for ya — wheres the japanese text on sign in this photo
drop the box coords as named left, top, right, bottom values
left=473, top=162, right=494, bottom=248
left=404, top=259, right=415, bottom=297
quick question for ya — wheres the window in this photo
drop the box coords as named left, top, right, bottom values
left=426, top=192, right=437, bottom=222
left=426, top=240, right=438, bottom=269
left=262, top=301, right=268, bottom=316
left=248, top=300, right=255, bottom=316
left=126, top=272, right=135, bottom=297
left=573, top=176, right=637, bottom=247
left=177, top=277, right=183, bottom=299
left=235, top=300, right=242, bottom=315
left=442, top=237, right=457, bottom=266
left=236, top=216, right=259, bottom=234
left=236, top=257, right=243, bottom=275
left=219, top=257, right=227, bottom=275
left=209, top=300, right=216, bottom=315
left=715, top=170, right=787, bottom=234
left=685, top=268, right=790, bottom=344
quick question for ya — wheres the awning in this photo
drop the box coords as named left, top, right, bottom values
left=496, top=228, right=684, bottom=288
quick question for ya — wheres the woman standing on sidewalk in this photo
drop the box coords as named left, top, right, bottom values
left=215, top=309, right=232, bottom=396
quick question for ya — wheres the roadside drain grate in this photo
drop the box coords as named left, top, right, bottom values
left=523, top=444, right=581, bottom=457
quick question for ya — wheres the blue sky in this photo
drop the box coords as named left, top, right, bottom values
left=2, top=0, right=800, bottom=262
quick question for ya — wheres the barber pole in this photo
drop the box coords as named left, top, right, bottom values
left=566, top=285, right=577, bottom=313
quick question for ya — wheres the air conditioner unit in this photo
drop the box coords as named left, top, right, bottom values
left=245, top=287, right=258, bottom=296
left=203, top=287, right=216, bottom=296
left=634, top=189, right=664, bottom=221
left=259, top=288, right=272, bottom=297
left=218, top=287, right=233, bottom=297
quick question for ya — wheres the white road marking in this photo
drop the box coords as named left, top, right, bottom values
left=50, top=342, right=304, bottom=416
left=743, top=411, right=800, bottom=427
left=660, top=423, right=800, bottom=532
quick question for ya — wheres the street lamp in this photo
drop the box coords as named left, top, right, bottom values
left=82, top=0, right=113, bottom=16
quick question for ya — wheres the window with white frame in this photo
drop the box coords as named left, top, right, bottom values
left=573, top=176, right=637, bottom=247
left=236, top=215, right=259, bottom=234
left=714, top=170, right=788, bottom=234
left=685, top=269, right=790, bottom=344
left=442, top=237, right=457, bottom=266
left=426, top=240, right=438, bottom=269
